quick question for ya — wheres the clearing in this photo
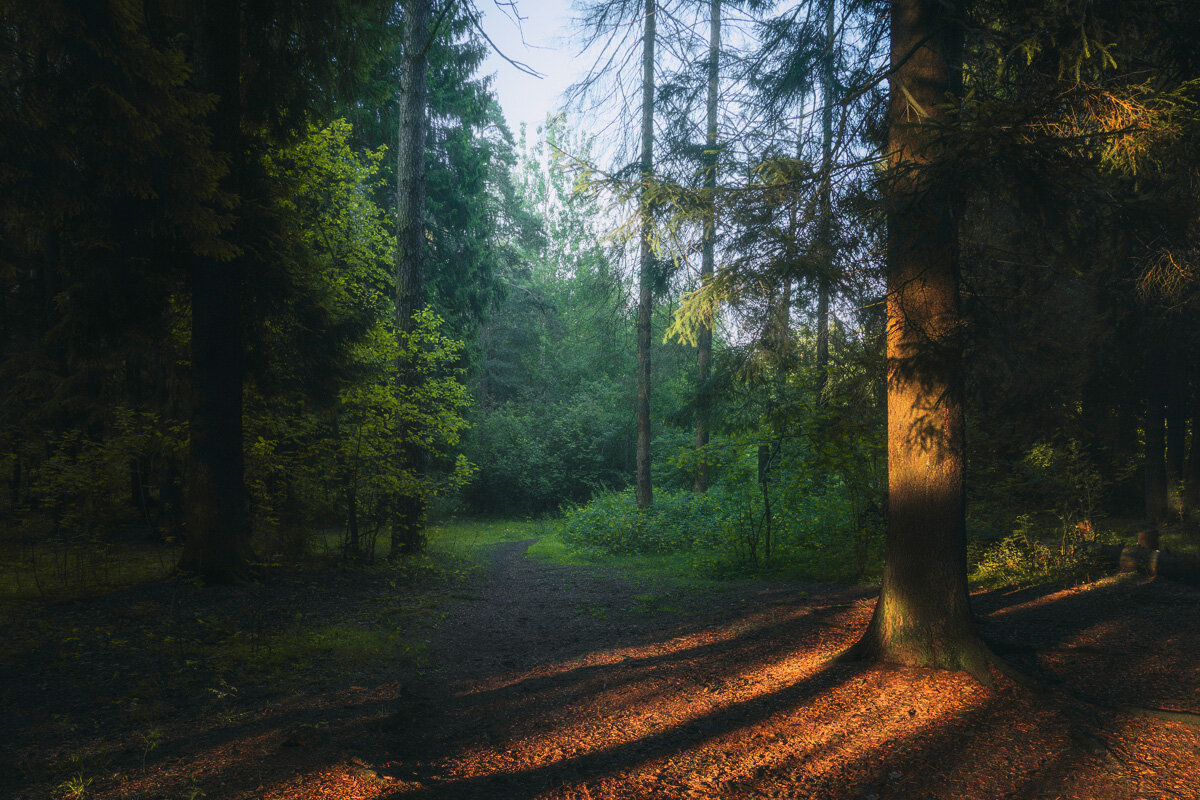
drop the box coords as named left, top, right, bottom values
left=3, top=523, right=1199, bottom=800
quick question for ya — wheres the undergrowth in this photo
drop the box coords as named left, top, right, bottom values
left=968, top=514, right=1120, bottom=588
left=555, top=487, right=883, bottom=581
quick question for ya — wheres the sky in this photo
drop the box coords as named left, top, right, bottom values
left=477, top=0, right=584, bottom=138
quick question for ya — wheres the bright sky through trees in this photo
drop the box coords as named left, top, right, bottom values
left=479, top=0, right=580, bottom=135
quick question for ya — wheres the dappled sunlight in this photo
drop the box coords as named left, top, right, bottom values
left=61, top=560, right=1199, bottom=800
left=458, top=599, right=869, bottom=697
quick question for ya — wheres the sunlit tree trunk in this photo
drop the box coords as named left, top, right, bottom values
left=694, top=0, right=719, bottom=495
left=393, top=0, right=431, bottom=555
left=181, top=0, right=250, bottom=584
left=848, top=0, right=987, bottom=677
left=636, top=0, right=656, bottom=510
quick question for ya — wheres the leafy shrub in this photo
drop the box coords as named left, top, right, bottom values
left=559, top=488, right=721, bottom=555
left=969, top=514, right=1112, bottom=587
left=462, top=383, right=628, bottom=514
left=558, top=475, right=884, bottom=582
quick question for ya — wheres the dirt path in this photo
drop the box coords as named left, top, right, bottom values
left=6, top=536, right=1200, bottom=800
left=364, top=541, right=1200, bottom=800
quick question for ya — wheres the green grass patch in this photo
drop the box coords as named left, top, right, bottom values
left=525, top=528, right=731, bottom=594
left=1160, top=525, right=1200, bottom=557
left=215, top=623, right=428, bottom=678
left=427, top=518, right=544, bottom=558
left=0, top=541, right=178, bottom=603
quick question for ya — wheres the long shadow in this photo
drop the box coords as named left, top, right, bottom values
left=30, top=546, right=1195, bottom=800
left=24, top=583, right=862, bottom=797
left=435, top=538, right=871, bottom=678
left=974, top=576, right=1200, bottom=711
left=446, top=600, right=864, bottom=714
left=384, top=659, right=865, bottom=800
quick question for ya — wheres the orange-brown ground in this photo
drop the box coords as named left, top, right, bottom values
left=4, top=539, right=1199, bottom=800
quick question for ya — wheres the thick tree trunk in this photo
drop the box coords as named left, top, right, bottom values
left=849, top=0, right=986, bottom=676
left=180, top=0, right=250, bottom=584
left=636, top=0, right=656, bottom=510
left=694, top=0, right=719, bottom=495
left=393, top=0, right=431, bottom=555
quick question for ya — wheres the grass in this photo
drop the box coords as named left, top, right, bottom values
left=215, top=623, right=430, bottom=678
left=0, top=539, right=178, bottom=603
left=525, top=527, right=736, bottom=595
left=427, top=518, right=545, bottom=557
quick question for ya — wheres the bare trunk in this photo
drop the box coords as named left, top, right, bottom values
left=849, top=0, right=986, bottom=677
left=180, top=0, right=250, bottom=584
left=694, top=0, right=719, bottom=494
left=815, top=0, right=835, bottom=400
left=393, top=0, right=431, bottom=555
left=636, top=0, right=656, bottom=510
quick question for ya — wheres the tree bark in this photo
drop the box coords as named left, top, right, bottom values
left=392, top=0, right=431, bottom=556
left=636, top=0, right=656, bottom=510
left=848, top=0, right=987, bottom=676
left=694, top=0, right=719, bottom=495
left=180, top=0, right=250, bottom=584
left=815, top=0, right=835, bottom=402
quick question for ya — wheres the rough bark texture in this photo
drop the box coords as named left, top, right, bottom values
left=393, top=0, right=431, bottom=555
left=694, top=0, right=719, bottom=495
left=635, top=0, right=656, bottom=510
left=849, top=0, right=986, bottom=676
left=180, top=0, right=250, bottom=584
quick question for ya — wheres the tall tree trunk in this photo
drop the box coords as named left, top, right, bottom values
left=1146, top=350, right=1169, bottom=525
left=815, top=0, right=835, bottom=401
left=636, top=0, right=656, bottom=510
left=848, top=0, right=986, bottom=677
left=694, top=0, right=719, bottom=495
left=180, top=0, right=250, bottom=584
left=392, top=0, right=431, bottom=556
left=758, top=277, right=790, bottom=563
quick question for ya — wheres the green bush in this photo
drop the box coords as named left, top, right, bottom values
left=969, top=514, right=1112, bottom=587
left=557, top=477, right=884, bottom=582
left=559, top=488, right=720, bottom=555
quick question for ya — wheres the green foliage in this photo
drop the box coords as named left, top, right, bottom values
left=969, top=513, right=1114, bottom=588
left=558, top=469, right=884, bottom=582
left=237, top=121, right=475, bottom=560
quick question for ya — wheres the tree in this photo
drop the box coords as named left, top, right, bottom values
left=635, top=0, right=658, bottom=510
left=394, top=0, right=433, bottom=556
left=180, top=0, right=252, bottom=584
left=847, top=0, right=988, bottom=675
left=694, top=0, right=720, bottom=494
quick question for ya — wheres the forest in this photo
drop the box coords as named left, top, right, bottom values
left=2, top=0, right=1199, bottom=798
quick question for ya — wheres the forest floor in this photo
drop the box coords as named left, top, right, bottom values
left=3, top=523, right=1200, bottom=800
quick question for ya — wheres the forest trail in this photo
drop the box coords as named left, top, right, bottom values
left=6, top=534, right=1200, bottom=800
left=362, top=540, right=1200, bottom=800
